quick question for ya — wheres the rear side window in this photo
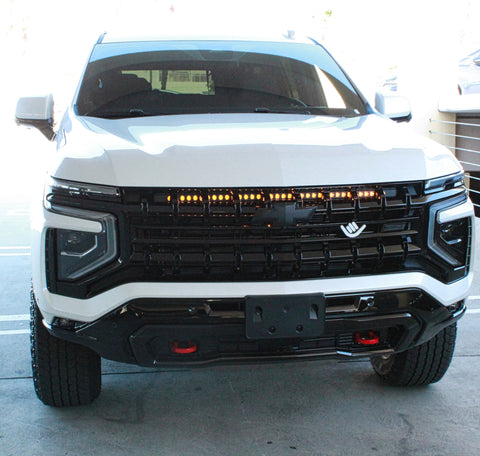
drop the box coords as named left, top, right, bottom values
left=76, top=42, right=367, bottom=118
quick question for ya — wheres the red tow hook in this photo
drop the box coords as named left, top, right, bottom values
left=171, top=340, right=198, bottom=354
left=354, top=331, right=380, bottom=346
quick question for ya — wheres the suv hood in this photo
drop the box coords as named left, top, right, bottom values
left=51, top=113, right=462, bottom=187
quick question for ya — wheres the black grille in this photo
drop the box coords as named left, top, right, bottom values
left=124, top=184, right=426, bottom=282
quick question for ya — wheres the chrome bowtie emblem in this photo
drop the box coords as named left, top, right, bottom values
left=340, top=221, right=366, bottom=238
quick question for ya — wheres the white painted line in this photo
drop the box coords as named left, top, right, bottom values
left=0, top=329, right=29, bottom=335
left=0, top=246, right=31, bottom=257
left=467, top=296, right=480, bottom=301
left=0, top=314, right=29, bottom=322
left=7, top=209, right=30, bottom=216
left=467, top=309, right=480, bottom=314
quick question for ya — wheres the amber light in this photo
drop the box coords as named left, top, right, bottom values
left=178, top=194, right=203, bottom=204
left=240, top=193, right=263, bottom=202
left=208, top=193, right=232, bottom=203
left=269, top=192, right=294, bottom=201
left=357, top=190, right=376, bottom=198
left=299, top=191, right=323, bottom=200
left=329, top=191, right=352, bottom=199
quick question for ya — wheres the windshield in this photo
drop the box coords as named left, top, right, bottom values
left=76, top=40, right=368, bottom=118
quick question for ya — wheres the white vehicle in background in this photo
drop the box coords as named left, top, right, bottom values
left=458, top=48, right=480, bottom=94
left=17, top=31, right=474, bottom=406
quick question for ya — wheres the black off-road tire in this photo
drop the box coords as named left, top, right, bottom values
left=370, top=323, right=457, bottom=386
left=30, top=292, right=101, bottom=406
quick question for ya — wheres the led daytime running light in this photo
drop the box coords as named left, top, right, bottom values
left=45, top=177, right=121, bottom=205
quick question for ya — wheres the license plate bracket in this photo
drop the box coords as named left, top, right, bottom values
left=245, top=293, right=325, bottom=339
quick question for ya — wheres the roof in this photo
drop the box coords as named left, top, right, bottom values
left=99, top=29, right=316, bottom=45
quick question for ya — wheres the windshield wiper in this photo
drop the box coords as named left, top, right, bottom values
left=85, top=108, right=156, bottom=119
left=254, top=107, right=312, bottom=115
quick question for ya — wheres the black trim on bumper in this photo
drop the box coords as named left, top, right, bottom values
left=43, top=290, right=466, bottom=367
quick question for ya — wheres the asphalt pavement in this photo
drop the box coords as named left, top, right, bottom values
left=1, top=124, right=480, bottom=456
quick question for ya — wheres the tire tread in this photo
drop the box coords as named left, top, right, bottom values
left=30, top=290, right=101, bottom=406
left=371, top=323, right=457, bottom=386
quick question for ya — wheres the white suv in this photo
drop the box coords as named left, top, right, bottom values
left=17, top=32, right=474, bottom=406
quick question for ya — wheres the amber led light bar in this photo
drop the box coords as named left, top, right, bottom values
left=357, top=190, right=376, bottom=198
left=171, top=188, right=378, bottom=204
left=239, top=193, right=263, bottom=202
left=328, top=191, right=352, bottom=199
left=168, top=194, right=203, bottom=204
left=299, top=191, right=323, bottom=200
left=269, top=192, right=294, bottom=202
left=209, top=193, right=232, bottom=202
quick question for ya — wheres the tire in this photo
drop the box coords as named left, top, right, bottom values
left=30, top=292, right=101, bottom=406
left=370, top=323, right=457, bottom=386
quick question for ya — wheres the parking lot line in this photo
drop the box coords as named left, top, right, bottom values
left=0, top=329, right=29, bottom=335
left=468, top=296, right=480, bottom=301
left=0, top=314, right=29, bottom=322
left=0, top=246, right=31, bottom=257
left=6, top=209, right=30, bottom=216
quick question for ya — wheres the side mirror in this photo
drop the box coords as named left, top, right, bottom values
left=15, top=94, right=56, bottom=141
left=375, top=91, right=412, bottom=123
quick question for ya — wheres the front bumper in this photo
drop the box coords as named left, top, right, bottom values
left=35, top=271, right=473, bottom=324
left=43, top=289, right=466, bottom=367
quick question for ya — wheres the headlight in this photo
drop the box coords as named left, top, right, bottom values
left=434, top=218, right=471, bottom=267
left=45, top=197, right=118, bottom=281
left=43, top=177, right=119, bottom=280
left=53, top=209, right=117, bottom=281
left=428, top=197, right=473, bottom=279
